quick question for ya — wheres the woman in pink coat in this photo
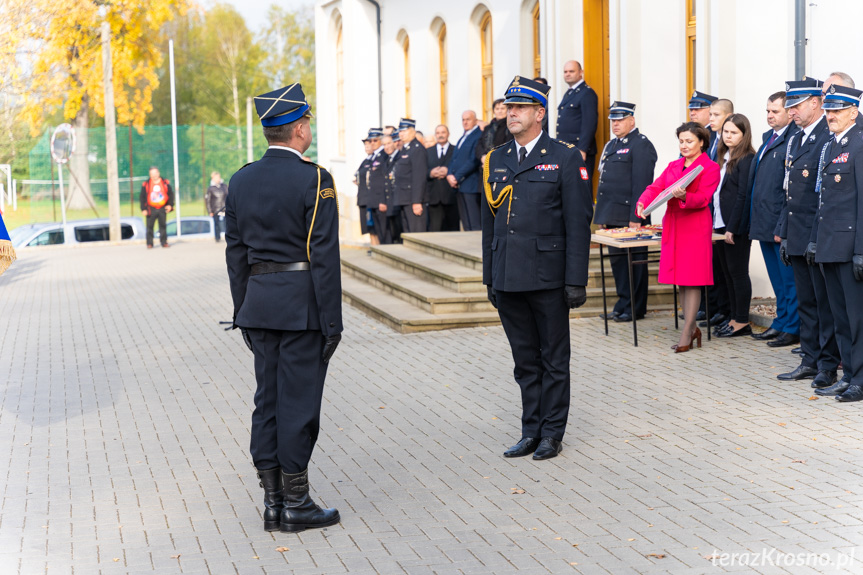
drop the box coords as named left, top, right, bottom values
left=636, top=122, right=720, bottom=352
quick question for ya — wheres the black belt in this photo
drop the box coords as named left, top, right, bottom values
left=250, top=262, right=310, bottom=275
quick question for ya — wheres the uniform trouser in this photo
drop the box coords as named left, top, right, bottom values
left=761, top=241, right=800, bottom=334
left=609, top=245, right=648, bottom=317
left=400, top=205, right=427, bottom=233
left=145, top=208, right=168, bottom=246
left=371, top=208, right=392, bottom=244
left=791, top=256, right=840, bottom=371
left=427, top=202, right=448, bottom=232
left=821, top=262, right=861, bottom=383
left=247, top=328, right=328, bottom=473
left=717, top=234, right=752, bottom=323
left=457, top=193, right=482, bottom=231
left=496, top=288, right=571, bottom=441
left=387, top=207, right=403, bottom=244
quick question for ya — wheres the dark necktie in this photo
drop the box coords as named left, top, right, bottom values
left=438, top=146, right=443, bottom=159
left=518, top=147, right=527, bottom=165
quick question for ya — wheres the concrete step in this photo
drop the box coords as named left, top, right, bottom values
left=401, top=232, right=483, bottom=271
left=369, top=244, right=484, bottom=293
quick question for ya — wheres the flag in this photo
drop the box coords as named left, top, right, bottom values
left=0, top=210, right=16, bottom=276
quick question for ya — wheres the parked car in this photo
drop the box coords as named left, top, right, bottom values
left=10, top=218, right=147, bottom=248
left=157, top=216, right=216, bottom=240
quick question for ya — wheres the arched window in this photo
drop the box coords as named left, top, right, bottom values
left=402, top=34, right=411, bottom=117
left=532, top=2, right=541, bottom=77
left=686, top=0, right=696, bottom=100
left=335, top=15, right=345, bottom=156
left=439, top=23, right=448, bottom=126
left=479, top=12, right=493, bottom=122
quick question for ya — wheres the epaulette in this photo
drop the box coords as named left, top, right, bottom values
left=553, top=139, right=577, bottom=149
left=640, top=134, right=647, bottom=139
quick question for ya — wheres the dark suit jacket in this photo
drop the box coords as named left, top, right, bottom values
left=225, top=148, right=342, bottom=337
left=744, top=125, right=799, bottom=241
left=718, top=153, right=755, bottom=236
left=593, top=128, right=657, bottom=226
left=777, top=116, right=832, bottom=255
left=393, top=139, right=428, bottom=206
left=426, top=143, right=454, bottom=205
left=555, top=82, right=598, bottom=155
left=367, top=149, right=389, bottom=207
left=481, top=132, right=594, bottom=291
left=449, top=128, right=482, bottom=195
left=356, top=155, right=373, bottom=207
left=811, top=124, right=863, bottom=263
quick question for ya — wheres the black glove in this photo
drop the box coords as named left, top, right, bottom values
left=854, top=255, right=863, bottom=282
left=804, top=242, right=817, bottom=266
left=487, top=286, right=498, bottom=309
left=779, top=239, right=791, bottom=266
left=240, top=328, right=253, bottom=352
left=565, top=285, right=587, bottom=309
left=322, top=334, right=341, bottom=364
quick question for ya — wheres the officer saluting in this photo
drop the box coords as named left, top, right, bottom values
left=807, top=85, right=863, bottom=402
left=482, top=76, right=594, bottom=460
left=593, top=101, right=658, bottom=322
left=776, top=78, right=840, bottom=390
left=393, top=118, right=429, bottom=233
left=225, top=83, right=342, bottom=532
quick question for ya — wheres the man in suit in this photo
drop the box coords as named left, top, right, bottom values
left=394, top=118, right=428, bottom=233
left=426, top=124, right=455, bottom=232
left=775, top=78, right=840, bottom=387
left=556, top=61, right=598, bottom=184
left=448, top=110, right=483, bottom=231
left=483, top=76, right=593, bottom=460
left=226, top=83, right=342, bottom=533
left=748, top=92, right=801, bottom=348
left=367, top=128, right=391, bottom=243
left=808, top=85, right=863, bottom=402
left=593, top=101, right=657, bottom=322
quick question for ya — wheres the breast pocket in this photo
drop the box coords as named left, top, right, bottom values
left=824, top=163, right=853, bottom=193
left=525, top=171, right=560, bottom=204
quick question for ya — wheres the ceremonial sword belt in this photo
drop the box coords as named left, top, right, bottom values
left=250, top=262, right=311, bottom=275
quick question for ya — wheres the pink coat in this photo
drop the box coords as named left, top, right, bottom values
left=638, top=153, right=720, bottom=286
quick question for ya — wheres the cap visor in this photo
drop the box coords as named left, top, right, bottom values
left=504, top=96, right=541, bottom=105
left=822, top=102, right=854, bottom=110
left=784, top=95, right=811, bottom=108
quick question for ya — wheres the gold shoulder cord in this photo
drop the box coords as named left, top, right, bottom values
left=307, top=167, right=321, bottom=262
left=483, top=150, right=514, bottom=223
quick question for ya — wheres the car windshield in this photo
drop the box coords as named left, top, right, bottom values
left=9, top=227, right=33, bottom=244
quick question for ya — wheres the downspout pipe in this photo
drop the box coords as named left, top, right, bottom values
left=363, top=0, right=383, bottom=126
left=794, top=0, right=806, bottom=79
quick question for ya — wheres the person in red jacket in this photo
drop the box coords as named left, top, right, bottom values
left=140, top=166, right=174, bottom=249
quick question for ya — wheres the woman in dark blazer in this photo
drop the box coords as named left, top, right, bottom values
left=713, top=114, right=756, bottom=337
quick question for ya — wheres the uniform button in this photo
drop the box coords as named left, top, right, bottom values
left=509, top=230, right=514, bottom=234
left=789, top=212, right=793, bottom=215
left=513, top=196, right=518, bottom=200
left=329, top=322, right=335, bottom=327
left=515, top=179, right=519, bottom=183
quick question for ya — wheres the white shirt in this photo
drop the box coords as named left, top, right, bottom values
left=759, top=124, right=789, bottom=160
left=457, top=126, right=479, bottom=148
left=516, top=132, right=543, bottom=161
left=436, top=143, right=450, bottom=157
left=268, top=145, right=303, bottom=159
left=567, top=80, right=585, bottom=92
left=834, top=125, right=854, bottom=143
left=714, top=151, right=729, bottom=230
left=800, top=114, right=825, bottom=142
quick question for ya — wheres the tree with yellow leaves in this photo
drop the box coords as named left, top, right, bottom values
left=20, top=0, right=188, bottom=209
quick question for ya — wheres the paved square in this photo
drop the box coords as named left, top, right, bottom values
left=1, top=241, right=862, bottom=574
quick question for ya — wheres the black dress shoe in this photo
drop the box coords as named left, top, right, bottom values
left=811, top=370, right=838, bottom=388
left=613, top=313, right=645, bottom=322
left=767, top=332, right=800, bottom=348
left=777, top=363, right=818, bottom=381
left=532, top=437, right=562, bottom=460
left=699, top=313, right=727, bottom=328
left=713, top=324, right=732, bottom=336
left=836, top=384, right=863, bottom=402
left=816, top=376, right=850, bottom=396
left=791, top=347, right=804, bottom=355
left=717, top=324, right=753, bottom=338
left=503, top=437, right=540, bottom=458
left=695, top=310, right=707, bottom=321
left=752, top=327, right=781, bottom=340
left=599, top=311, right=620, bottom=320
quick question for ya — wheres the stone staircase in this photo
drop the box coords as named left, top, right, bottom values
left=341, top=231, right=676, bottom=333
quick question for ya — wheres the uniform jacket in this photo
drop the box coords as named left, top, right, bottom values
left=393, top=139, right=428, bottom=206
left=556, top=82, right=598, bottom=155
left=356, top=155, right=373, bottom=207
left=637, top=153, right=720, bottom=286
left=449, top=128, right=482, bottom=195
left=205, top=182, right=228, bottom=214
left=481, top=132, right=594, bottom=292
left=745, top=125, right=799, bottom=241
left=426, top=143, right=455, bottom=205
left=811, top=124, right=863, bottom=263
left=367, top=149, right=389, bottom=207
left=718, top=153, right=755, bottom=236
left=225, top=148, right=342, bottom=337
left=384, top=152, right=398, bottom=211
left=593, top=128, right=657, bottom=226
left=777, top=116, right=832, bottom=255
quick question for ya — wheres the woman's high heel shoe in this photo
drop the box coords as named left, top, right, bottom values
left=674, top=327, right=702, bottom=353
left=692, top=327, right=702, bottom=348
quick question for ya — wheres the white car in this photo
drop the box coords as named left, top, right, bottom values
left=10, top=218, right=147, bottom=248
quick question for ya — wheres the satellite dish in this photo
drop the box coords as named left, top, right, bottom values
left=50, top=123, right=75, bottom=164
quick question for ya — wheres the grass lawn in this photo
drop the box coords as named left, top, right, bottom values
left=4, top=198, right=210, bottom=231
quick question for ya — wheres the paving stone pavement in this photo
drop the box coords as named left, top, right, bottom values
left=1, top=241, right=863, bottom=575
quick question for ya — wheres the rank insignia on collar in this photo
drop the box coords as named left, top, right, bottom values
left=541, top=149, right=546, bottom=154
left=835, top=174, right=842, bottom=182
left=841, top=137, right=849, bottom=146
left=832, top=153, right=849, bottom=163
left=535, top=164, right=559, bottom=171
left=622, top=138, right=628, bottom=144
left=802, top=169, right=809, bottom=178
left=809, top=135, right=816, bottom=141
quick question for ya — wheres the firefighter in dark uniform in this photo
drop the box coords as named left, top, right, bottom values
left=394, top=118, right=429, bottom=233
left=355, top=134, right=374, bottom=238
left=556, top=60, right=598, bottom=185
left=366, top=128, right=391, bottom=244
left=225, top=83, right=343, bottom=532
left=807, top=85, right=863, bottom=402
left=593, top=101, right=658, bottom=322
left=482, top=76, right=594, bottom=460
left=382, top=132, right=402, bottom=243
left=776, top=78, right=840, bottom=389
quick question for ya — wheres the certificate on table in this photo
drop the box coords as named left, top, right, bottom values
left=643, top=165, right=703, bottom=216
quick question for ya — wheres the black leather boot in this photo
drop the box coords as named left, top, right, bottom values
left=256, top=467, right=283, bottom=532
left=280, top=469, right=340, bottom=533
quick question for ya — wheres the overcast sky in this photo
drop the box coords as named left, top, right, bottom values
left=212, top=0, right=314, bottom=34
